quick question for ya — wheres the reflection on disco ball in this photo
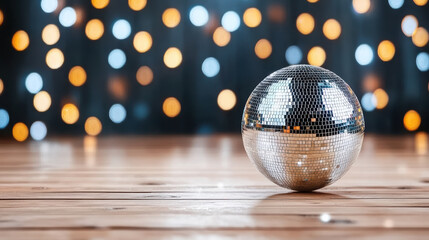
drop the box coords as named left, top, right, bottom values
left=242, top=65, right=365, bottom=192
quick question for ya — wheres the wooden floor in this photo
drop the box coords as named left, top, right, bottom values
left=0, top=134, right=428, bottom=239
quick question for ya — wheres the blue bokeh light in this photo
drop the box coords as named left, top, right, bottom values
left=108, top=49, right=126, bottom=69
left=25, top=72, right=43, bottom=94
left=361, top=92, right=377, bottom=112
left=285, top=46, right=303, bottom=65
left=388, top=0, right=404, bottom=9
left=30, top=121, right=47, bottom=141
left=59, top=7, right=76, bottom=27
left=202, top=57, right=220, bottom=77
left=416, top=52, right=429, bottom=72
left=133, top=102, right=150, bottom=120
left=41, top=0, right=58, bottom=13
left=112, top=19, right=132, bottom=40
left=355, top=44, right=374, bottom=66
left=221, top=11, right=240, bottom=32
left=189, top=6, right=209, bottom=27
left=0, top=109, right=9, bottom=129
left=109, top=104, right=127, bottom=124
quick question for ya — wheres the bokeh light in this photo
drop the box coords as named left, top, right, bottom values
left=25, top=72, right=43, bottom=94
left=388, top=0, right=404, bottom=9
left=108, top=77, right=128, bottom=100
left=30, top=121, right=47, bottom=141
left=296, top=13, right=315, bottom=35
left=202, top=57, right=220, bottom=77
left=163, top=97, right=181, bottom=118
left=307, top=46, right=326, bottom=66
left=221, top=11, right=240, bottom=32
left=267, top=4, right=286, bottom=23
left=133, top=31, right=152, bottom=53
left=61, top=103, right=79, bottom=124
left=85, top=19, right=104, bottom=40
left=285, top=45, right=303, bottom=65
left=0, top=9, right=3, bottom=26
left=112, top=19, right=131, bottom=40
left=128, top=0, right=147, bottom=11
left=353, top=0, right=371, bottom=14
left=136, top=66, right=153, bottom=86
left=68, top=66, right=86, bottom=87
left=416, top=52, right=429, bottom=71
left=362, top=73, right=381, bottom=92
left=404, top=110, right=421, bottom=131
left=373, top=88, right=389, bottom=109
left=0, top=109, right=9, bottom=129
left=163, top=47, right=182, bottom=68
left=133, top=102, right=150, bottom=120
left=189, top=5, right=209, bottom=27
left=92, top=0, right=109, bottom=9
left=254, top=39, right=272, bottom=59
left=413, top=0, right=428, bottom=6
left=162, top=8, right=181, bottom=28
left=0, top=79, right=3, bottom=95
left=361, top=92, right=376, bottom=111
left=243, top=8, right=262, bottom=28
left=42, top=24, right=60, bottom=45
left=377, top=40, right=395, bottom=62
left=307, top=0, right=319, bottom=2
left=109, top=104, right=126, bottom=123
left=12, top=123, right=28, bottom=142
left=355, top=44, right=373, bottom=65
left=41, top=0, right=58, bottom=13
left=323, top=19, right=341, bottom=40
left=213, top=27, right=231, bottom=47
left=401, top=15, right=418, bottom=37
left=108, top=49, right=126, bottom=69
left=412, top=27, right=429, bottom=47
left=12, top=30, right=29, bottom=51
left=46, top=48, right=64, bottom=69
left=33, top=91, right=51, bottom=112
left=217, top=89, right=236, bottom=111
left=59, top=7, right=76, bottom=27
left=85, top=117, right=102, bottom=136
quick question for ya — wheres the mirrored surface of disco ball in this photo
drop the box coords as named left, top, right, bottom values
left=242, top=65, right=365, bottom=191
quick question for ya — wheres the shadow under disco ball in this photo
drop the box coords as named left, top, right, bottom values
left=242, top=65, right=365, bottom=192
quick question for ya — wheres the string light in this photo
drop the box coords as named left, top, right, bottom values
left=128, top=0, right=147, bottom=11
left=85, top=117, right=102, bottom=136
left=217, top=89, right=236, bottom=111
left=243, top=8, right=262, bottom=28
left=85, top=19, right=104, bottom=40
left=162, top=8, right=181, bottom=28
left=61, top=103, right=79, bottom=124
left=12, top=122, right=29, bottom=142
left=33, top=91, right=51, bottom=112
left=404, top=110, right=421, bottom=131
left=353, top=0, right=371, bottom=14
left=189, top=5, right=209, bottom=27
left=42, top=24, right=60, bottom=45
left=163, top=97, right=181, bottom=117
left=68, top=66, right=87, bottom=87
left=91, top=0, right=109, bottom=9
left=254, top=39, right=272, bottom=59
left=307, top=46, right=326, bottom=66
left=12, top=30, right=29, bottom=51
left=133, top=31, right=152, bottom=53
left=136, top=66, right=153, bottom=86
left=412, top=27, right=429, bottom=47
left=296, top=13, right=314, bottom=35
left=213, top=27, right=231, bottom=47
left=163, top=47, right=182, bottom=68
left=46, top=48, right=64, bottom=69
left=377, top=40, right=395, bottom=62
left=323, top=19, right=341, bottom=40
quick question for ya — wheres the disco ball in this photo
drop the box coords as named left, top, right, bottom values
left=242, top=65, right=365, bottom=192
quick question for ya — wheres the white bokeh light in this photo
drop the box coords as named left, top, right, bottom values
left=202, top=57, right=220, bottom=77
left=221, top=11, right=240, bottom=32
left=285, top=46, right=303, bottom=65
left=361, top=92, right=377, bottom=112
left=388, top=0, right=404, bottom=9
left=41, top=0, right=58, bottom=13
left=108, top=49, right=126, bottom=69
left=112, top=19, right=132, bottom=40
left=109, top=104, right=127, bottom=123
left=25, top=72, right=43, bottom=94
left=319, top=213, right=331, bottom=223
left=355, top=44, right=374, bottom=66
left=30, top=121, right=47, bottom=141
left=189, top=6, right=209, bottom=27
left=402, top=16, right=418, bottom=37
left=416, top=52, right=429, bottom=72
left=59, top=7, right=76, bottom=27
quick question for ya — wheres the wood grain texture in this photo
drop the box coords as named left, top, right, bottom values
left=0, top=134, right=428, bottom=239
